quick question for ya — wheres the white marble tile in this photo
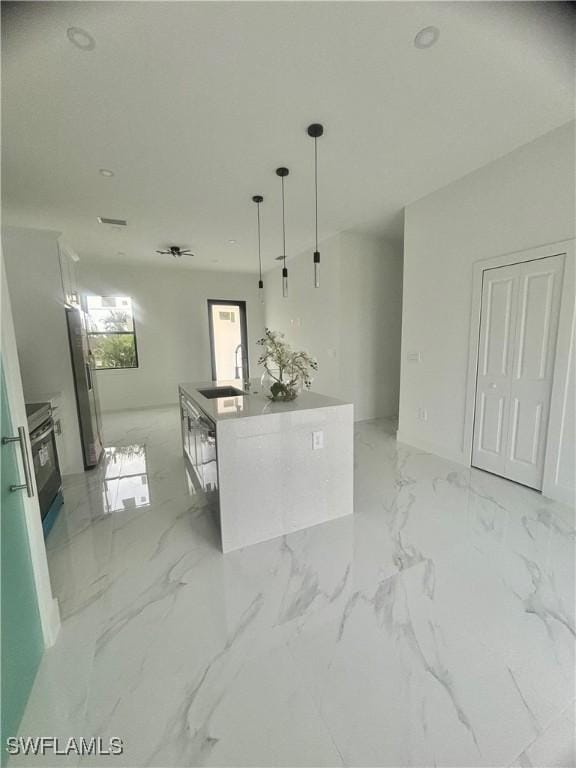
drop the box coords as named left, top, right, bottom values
left=14, top=410, right=575, bottom=768
left=288, top=557, right=559, bottom=767
left=510, top=703, right=576, bottom=767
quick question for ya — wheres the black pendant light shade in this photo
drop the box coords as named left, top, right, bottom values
left=307, top=123, right=324, bottom=288
left=252, top=195, right=264, bottom=303
left=276, top=167, right=290, bottom=298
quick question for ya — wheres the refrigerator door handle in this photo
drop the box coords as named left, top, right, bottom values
left=85, top=362, right=93, bottom=390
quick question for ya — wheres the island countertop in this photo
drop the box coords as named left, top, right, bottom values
left=178, top=379, right=350, bottom=423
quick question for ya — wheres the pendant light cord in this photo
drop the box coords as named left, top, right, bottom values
left=281, top=175, right=287, bottom=268
left=314, top=136, right=319, bottom=252
left=257, top=201, right=262, bottom=282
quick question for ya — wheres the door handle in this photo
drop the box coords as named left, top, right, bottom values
left=2, top=426, right=35, bottom=497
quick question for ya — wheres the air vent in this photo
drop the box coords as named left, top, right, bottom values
left=98, top=217, right=127, bottom=226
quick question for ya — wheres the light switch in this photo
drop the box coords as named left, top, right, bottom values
left=407, top=351, right=422, bottom=363
left=312, top=430, right=324, bottom=450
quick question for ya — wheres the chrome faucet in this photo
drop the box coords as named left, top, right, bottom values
left=234, top=344, right=247, bottom=382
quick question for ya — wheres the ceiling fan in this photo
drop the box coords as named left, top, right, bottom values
left=156, top=245, right=195, bottom=259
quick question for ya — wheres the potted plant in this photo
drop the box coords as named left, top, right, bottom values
left=257, top=328, right=318, bottom=401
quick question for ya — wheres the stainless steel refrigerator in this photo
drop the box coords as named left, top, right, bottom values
left=66, top=307, right=103, bottom=469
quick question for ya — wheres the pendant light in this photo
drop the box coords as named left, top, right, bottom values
left=252, top=195, right=264, bottom=303
left=276, top=167, right=290, bottom=298
left=307, top=123, right=324, bottom=288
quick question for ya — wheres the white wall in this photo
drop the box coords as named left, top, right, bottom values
left=399, top=121, right=575, bottom=492
left=79, top=262, right=265, bottom=411
left=2, top=226, right=84, bottom=475
left=264, top=232, right=402, bottom=422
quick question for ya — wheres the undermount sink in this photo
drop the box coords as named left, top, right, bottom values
left=198, top=386, right=246, bottom=399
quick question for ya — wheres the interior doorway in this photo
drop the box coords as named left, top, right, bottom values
left=207, top=300, right=249, bottom=382
left=471, top=254, right=564, bottom=490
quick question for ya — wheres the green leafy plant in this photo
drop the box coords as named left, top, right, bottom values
left=102, top=310, right=130, bottom=332
left=91, top=334, right=137, bottom=369
left=257, top=328, right=318, bottom=401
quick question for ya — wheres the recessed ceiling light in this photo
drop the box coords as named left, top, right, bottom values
left=116, top=252, right=125, bottom=257
left=67, top=26, right=96, bottom=51
left=99, top=168, right=114, bottom=177
left=227, top=239, right=237, bottom=245
left=414, top=26, right=440, bottom=50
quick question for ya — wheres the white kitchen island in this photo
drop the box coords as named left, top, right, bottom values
left=179, top=380, right=353, bottom=553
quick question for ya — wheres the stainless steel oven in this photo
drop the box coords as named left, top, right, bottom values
left=25, top=402, right=63, bottom=532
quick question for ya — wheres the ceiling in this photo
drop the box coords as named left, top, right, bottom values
left=2, top=1, right=574, bottom=273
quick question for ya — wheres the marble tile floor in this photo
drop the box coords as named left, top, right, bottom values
left=13, top=407, right=575, bottom=767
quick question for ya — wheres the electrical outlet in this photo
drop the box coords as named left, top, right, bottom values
left=417, top=408, right=428, bottom=422
left=312, top=430, right=324, bottom=450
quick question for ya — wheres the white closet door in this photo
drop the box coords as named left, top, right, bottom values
left=472, top=255, right=564, bottom=490
left=506, top=256, right=564, bottom=488
left=472, top=264, right=519, bottom=477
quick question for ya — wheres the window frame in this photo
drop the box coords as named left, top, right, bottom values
left=83, top=295, right=140, bottom=371
left=207, top=299, right=249, bottom=382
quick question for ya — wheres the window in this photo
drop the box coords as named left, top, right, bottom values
left=84, top=295, right=139, bottom=369
left=208, top=300, right=249, bottom=381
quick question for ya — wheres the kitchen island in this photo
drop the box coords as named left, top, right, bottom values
left=179, top=380, right=353, bottom=553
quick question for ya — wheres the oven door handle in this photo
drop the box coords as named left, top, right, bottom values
left=31, top=425, right=55, bottom=447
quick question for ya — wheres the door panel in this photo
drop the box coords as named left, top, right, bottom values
left=477, top=392, right=505, bottom=455
left=1, top=363, right=44, bottom=755
left=472, top=266, right=518, bottom=476
left=509, top=398, right=542, bottom=465
left=482, top=277, right=515, bottom=377
left=515, top=270, right=556, bottom=380
left=472, top=255, right=564, bottom=490
left=506, top=257, right=564, bottom=488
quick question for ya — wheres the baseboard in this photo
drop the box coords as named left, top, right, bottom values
left=541, top=480, right=575, bottom=507
left=395, top=430, right=468, bottom=467
left=355, top=412, right=398, bottom=424
left=397, top=431, right=575, bottom=506
left=42, top=597, right=61, bottom=648
left=101, top=402, right=178, bottom=414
